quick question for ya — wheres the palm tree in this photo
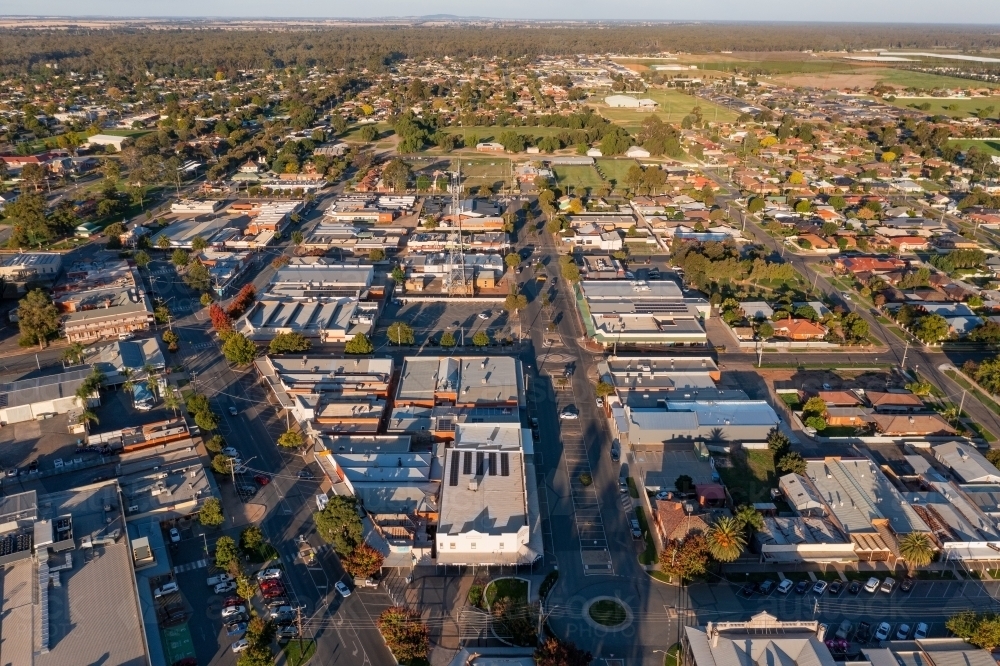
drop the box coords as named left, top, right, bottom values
left=899, top=532, right=934, bottom=570
left=163, top=389, right=181, bottom=418
left=77, top=410, right=99, bottom=432
left=63, top=342, right=86, bottom=366
left=143, top=364, right=158, bottom=398
left=121, top=368, right=134, bottom=404
left=734, top=505, right=764, bottom=533
left=706, top=516, right=746, bottom=563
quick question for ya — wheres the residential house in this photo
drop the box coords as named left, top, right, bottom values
left=772, top=319, right=827, bottom=341
left=871, top=413, right=957, bottom=436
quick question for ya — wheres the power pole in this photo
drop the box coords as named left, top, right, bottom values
left=295, top=604, right=304, bottom=652
left=959, top=389, right=967, bottom=417
left=901, top=340, right=909, bottom=370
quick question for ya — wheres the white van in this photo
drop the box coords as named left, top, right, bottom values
left=316, top=494, right=329, bottom=511
left=154, top=581, right=179, bottom=597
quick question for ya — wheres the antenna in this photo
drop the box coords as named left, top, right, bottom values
left=446, top=159, right=469, bottom=296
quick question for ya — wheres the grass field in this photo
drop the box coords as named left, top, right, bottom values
left=436, top=125, right=569, bottom=141
left=717, top=449, right=776, bottom=505
left=594, top=88, right=738, bottom=130
left=596, top=158, right=639, bottom=186
left=883, top=95, right=1000, bottom=118
left=553, top=164, right=605, bottom=193
left=102, top=129, right=153, bottom=137
left=946, top=139, right=1000, bottom=156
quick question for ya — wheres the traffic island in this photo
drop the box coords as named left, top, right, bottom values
left=582, top=596, right=632, bottom=632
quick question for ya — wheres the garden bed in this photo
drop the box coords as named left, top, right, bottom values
left=588, top=599, right=627, bottom=627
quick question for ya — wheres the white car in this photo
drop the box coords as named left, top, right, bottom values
left=222, top=447, right=239, bottom=457
left=231, top=639, right=249, bottom=653
left=335, top=581, right=352, bottom=598
left=169, top=527, right=181, bottom=543
left=222, top=605, right=246, bottom=618
left=777, top=579, right=795, bottom=594
left=811, top=581, right=828, bottom=595
left=655, top=490, right=670, bottom=500
left=596, top=397, right=604, bottom=408
left=914, top=622, right=928, bottom=639
left=874, top=622, right=891, bottom=641
left=215, top=581, right=237, bottom=594
left=154, top=582, right=179, bottom=598
left=896, top=624, right=911, bottom=640
left=559, top=409, right=578, bottom=420
left=864, top=576, right=880, bottom=593
left=478, top=312, right=490, bottom=320
left=228, top=406, right=238, bottom=416
left=842, top=292, right=852, bottom=301
left=256, top=568, right=283, bottom=581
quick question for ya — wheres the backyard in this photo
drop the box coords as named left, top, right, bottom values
left=716, top=449, right=776, bottom=505
left=596, top=158, right=640, bottom=187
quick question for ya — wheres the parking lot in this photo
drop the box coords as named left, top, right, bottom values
left=376, top=299, right=510, bottom=348
left=687, top=576, right=1000, bottom=642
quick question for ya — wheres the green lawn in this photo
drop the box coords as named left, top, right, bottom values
left=885, top=96, right=1000, bottom=118
left=717, top=449, right=776, bottom=505
left=780, top=393, right=802, bottom=410
left=102, top=129, right=153, bottom=137
left=588, top=599, right=627, bottom=626
left=282, top=640, right=316, bottom=666
left=436, top=125, right=570, bottom=141
left=553, top=165, right=605, bottom=194
left=876, top=69, right=1000, bottom=90
left=596, top=158, right=639, bottom=186
left=593, top=88, right=739, bottom=129
left=484, top=578, right=528, bottom=607
left=946, top=139, right=1000, bottom=156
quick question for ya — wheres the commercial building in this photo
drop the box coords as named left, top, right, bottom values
left=395, top=356, right=525, bottom=409
left=61, top=290, right=154, bottom=343
left=0, top=367, right=98, bottom=425
left=0, top=252, right=62, bottom=282
left=780, top=458, right=931, bottom=564
left=115, top=436, right=218, bottom=522
left=170, top=199, right=223, bottom=215
left=621, top=400, right=779, bottom=447
left=684, top=613, right=834, bottom=666
left=437, top=422, right=541, bottom=565
left=932, top=442, right=1000, bottom=483
left=0, top=486, right=147, bottom=666
left=236, top=296, right=378, bottom=343
left=578, top=280, right=709, bottom=347
left=268, top=263, right=376, bottom=298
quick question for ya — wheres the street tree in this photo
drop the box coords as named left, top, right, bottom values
left=222, top=332, right=257, bottom=365
left=314, top=495, right=364, bottom=555
left=387, top=321, right=414, bottom=346
left=191, top=236, right=208, bottom=251
left=594, top=381, right=615, bottom=398
left=660, top=534, right=709, bottom=581
left=17, top=289, right=60, bottom=349
left=200, top=497, right=225, bottom=528
left=236, top=575, right=257, bottom=602
left=472, top=331, right=490, bottom=347
left=439, top=331, right=456, bottom=347
left=534, top=638, right=593, bottom=666
left=214, top=535, right=239, bottom=567
left=345, top=333, right=374, bottom=355
left=277, top=430, right=303, bottom=448
left=269, top=332, right=311, bottom=354
left=504, top=290, right=528, bottom=315
left=134, top=250, right=151, bottom=269
left=342, top=543, right=385, bottom=578
left=171, top=248, right=189, bottom=267
left=240, top=525, right=265, bottom=552
left=377, top=606, right=429, bottom=664
left=184, top=259, right=211, bottom=291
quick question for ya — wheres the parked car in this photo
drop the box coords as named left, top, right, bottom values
left=215, top=581, right=237, bottom=594
left=864, top=577, right=880, bottom=593
left=277, top=625, right=299, bottom=639
left=5, top=468, right=17, bottom=477
left=478, top=312, right=490, bottom=320
left=848, top=581, right=862, bottom=595
left=874, top=622, right=891, bottom=642
left=880, top=577, right=895, bottom=594
left=228, top=406, right=238, bottom=416
left=223, top=596, right=241, bottom=608
left=914, top=622, right=928, bottom=640
left=169, top=527, right=181, bottom=543
left=835, top=620, right=853, bottom=640
left=812, top=581, right=828, bottom=595
left=254, top=474, right=271, bottom=486
left=154, top=582, right=179, bottom=598
left=222, top=605, right=246, bottom=619
left=630, top=518, right=642, bottom=539
left=559, top=408, right=578, bottom=420
left=655, top=490, right=671, bottom=501
left=297, top=470, right=315, bottom=480
left=740, top=584, right=755, bottom=598
left=231, top=639, right=249, bottom=653
left=222, top=447, right=240, bottom=458
left=777, top=579, right=795, bottom=594
left=257, top=568, right=282, bottom=581
left=899, top=576, right=914, bottom=593
left=207, top=573, right=234, bottom=587
left=896, top=624, right=911, bottom=640
left=856, top=621, right=871, bottom=643
left=335, top=581, right=352, bottom=597
left=226, top=623, right=247, bottom=638
left=758, top=580, right=775, bottom=595
left=354, top=577, right=378, bottom=588
left=794, top=580, right=809, bottom=594
left=263, top=586, right=286, bottom=599
left=827, top=581, right=843, bottom=595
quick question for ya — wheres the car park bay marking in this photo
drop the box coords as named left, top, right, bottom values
left=173, top=558, right=208, bottom=573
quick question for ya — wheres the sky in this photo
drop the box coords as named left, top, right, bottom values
left=5, top=0, right=1000, bottom=23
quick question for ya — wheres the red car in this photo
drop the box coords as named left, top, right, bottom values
left=262, top=585, right=286, bottom=598
left=254, top=474, right=271, bottom=486
left=260, top=579, right=282, bottom=589
left=223, top=596, right=241, bottom=607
